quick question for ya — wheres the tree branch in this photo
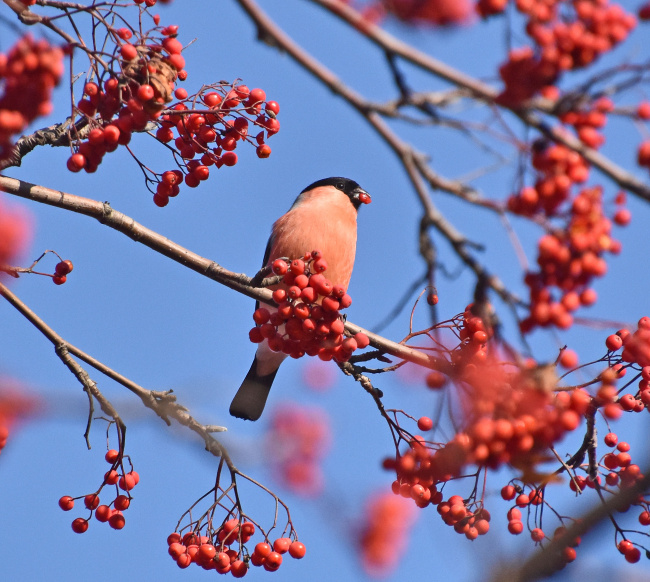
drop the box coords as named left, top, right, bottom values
left=0, top=174, right=445, bottom=371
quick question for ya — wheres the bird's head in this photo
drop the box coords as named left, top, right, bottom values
left=301, top=177, right=371, bottom=210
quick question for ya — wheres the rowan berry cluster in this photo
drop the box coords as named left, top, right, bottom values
left=152, top=82, right=280, bottom=206
left=66, top=22, right=185, bottom=176
left=268, top=404, right=330, bottom=496
left=248, top=250, right=370, bottom=362
left=361, top=0, right=473, bottom=26
left=52, top=259, right=73, bottom=285
left=447, top=304, right=495, bottom=366
left=560, top=97, right=613, bottom=150
left=381, top=304, right=650, bottom=570
left=519, top=185, right=625, bottom=332
left=56, top=2, right=279, bottom=206
left=508, top=140, right=587, bottom=218
left=487, top=0, right=637, bottom=106
left=167, top=515, right=306, bottom=575
left=501, top=492, right=581, bottom=564
left=58, top=448, right=138, bottom=534
left=610, top=316, right=650, bottom=369
left=359, top=492, right=416, bottom=577
left=0, top=34, right=64, bottom=162
left=4, top=249, right=75, bottom=285
left=386, top=358, right=585, bottom=521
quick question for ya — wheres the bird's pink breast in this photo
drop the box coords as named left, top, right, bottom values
left=268, top=187, right=358, bottom=289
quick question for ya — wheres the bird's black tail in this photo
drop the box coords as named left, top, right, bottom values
left=229, top=356, right=278, bottom=421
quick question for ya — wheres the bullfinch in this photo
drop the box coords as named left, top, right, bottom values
left=229, top=177, right=371, bottom=421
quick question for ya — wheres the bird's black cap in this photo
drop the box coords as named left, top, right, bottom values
left=301, top=177, right=370, bottom=209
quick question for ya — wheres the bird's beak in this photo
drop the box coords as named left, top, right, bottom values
left=353, top=187, right=371, bottom=205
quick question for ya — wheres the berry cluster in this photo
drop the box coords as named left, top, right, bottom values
left=248, top=250, right=370, bottom=362
left=359, top=492, right=416, bottom=577
left=58, top=448, right=139, bottom=534
left=388, top=305, right=650, bottom=568
left=52, top=259, right=73, bottom=285
left=386, top=360, right=585, bottom=523
left=59, top=5, right=279, bottom=205
left=519, top=186, right=625, bottom=332
left=369, top=0, right=473, bottom=25
left=152, top=83, right=280, bottom=206
left=267, top=404, right=330, bottom=496
left=67, top=24, right=185, bottom=175
left=0, top=35, right=64, bottom=162
left=447, top=304, right=495, bottom=366
left=167, top=518, right=306, bottom=575
left=488, top=0, right=637, bottom=106
left=435, top=495, right=491, bottom=540
left=508, top=141, right=589, bottom=217
left=502, top=496, right=581, bottom=564
left=609, top=316, right=650, bottom=369
left=560, top=96, right=614, bottom=150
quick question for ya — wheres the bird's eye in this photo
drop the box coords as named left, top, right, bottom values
left=336, top=182, right=344, bottom=190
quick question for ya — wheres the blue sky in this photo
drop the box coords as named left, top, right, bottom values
left=2, top=1, right=650, bottom=580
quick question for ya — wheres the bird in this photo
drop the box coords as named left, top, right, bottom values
left=229, top=177, right=371, bottom=421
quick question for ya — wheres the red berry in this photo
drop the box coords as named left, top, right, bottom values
left=104, top=469, right=119, bottom=485
left=67, top=153, right=86, bottom=172
left=231, top=560, right=247, bottom=578
left=605, top=334, right=623, bottom=351
left=114, top=495, right=130, bottom=511
left=109, top=511, right=125, bottom=530
left=625, top=547, right=641, bottom=563
left=354, top=332, right=370, bottom=349
left=273, top=538, right=291, bottom=554
left=248, top=88, right=266, bottom=104
left=58, top=496, right=74, bottom=511
left=425, top=371, right=447, bottom=389
left=516, top=493, right=529, bottom=507
left=637, top=101, right=650, bottom=120
left=55, top=260, right=73, bottom=276
left=604, top=432, right=618, bottom=447
left=639, top=511, right=650, bottom=526
left=118, top=473, right=136, bottom=491
left=162, top=37, right=183, bottom=54
left=222, top=152, right=237, bottom=166
left=176, top=554, right=191, bottom=569
left=120, top=43, right=138, bottom=60
left=71, top=517, right=89, bottom=534
left=501, top=485, right=516, bottom=501
left=84, top=494, right=100, bottom=510
left=105, top=449, right=120, bottom=463
left=427, top=293, right=439, bottom=305
left=95, top=505, right=111, bottom=522
left=417, top=416, right=433, bottom=431
left=254, top=542, right=272, bottom=558
left=103, top=125, right=120, bottom=144
left=137, top=84, right=154, bottom=102
left=52, top=275, right=67, bottom=285
left=289, top=541, right=306, bottom=559
left=531, top=528, right=544, bottom=542
left=558, top=349, right=578, bottom=369
left=265, top=101, right=280, bottom=115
